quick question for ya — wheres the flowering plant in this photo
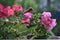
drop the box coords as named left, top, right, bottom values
left=27, top=12, right=57, bottom=39
left=0, top=3, right=57, bottom=39
left=0, top=4, right=33, bottom=39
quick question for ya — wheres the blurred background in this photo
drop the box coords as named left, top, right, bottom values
left=0, top=0, right=60, bottom=36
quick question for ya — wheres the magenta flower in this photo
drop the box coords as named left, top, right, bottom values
left=18, top=6, right=23, bottom=12
left=0, top=13, right=7, bottom=18
left=21, top=18, right=30, bottom=28
left=24, top=12, right=32, bottom=18
left=21, top=18, right=30, bottom=23
left=41, top=12, right=57, bottom=31
left=0, top=6, right=14, bottom=18
left=42, top=12, right=52, bottom=17
left=12, top=4, right=19, bottom=11
left=12, top=4, right=23, bottom=12
left=0, top=4, right=4, bottom=12
left=3, top=6, right=14, bottom=16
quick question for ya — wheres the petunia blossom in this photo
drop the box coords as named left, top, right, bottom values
left=3, top=6, right=14, bottom=17
left=0, top=4, right=4, bottom=12
left=0, top=12, right=8, bottom=18
left=0, top=6, right=14, bottom=18
left=42, top=12, right=52, bottom=17
left=12, top=4, right=19, bottom=11
left=18, top=6, right=23, bottom=12
left=12, top=4, right=23, bottom=12
left=21, top=18, right=30, bottom=23
left=24, top=12, right=32, bottom=18
left=41, top=12, right=57, bottom=31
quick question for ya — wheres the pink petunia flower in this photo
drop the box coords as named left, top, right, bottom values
left=18, top=6, right=23, bottom=12
left=12, top=4, right=19, bottom=11
left=0, top=6, right=14, bottom=18
left=42, top=12, right=52, bottom=17
left=3, top=6, right=14, bottom=17
left=41, top=12, right=57, bottom=31
left=12, top=4, right=23, bottom=12
left=0, top=4, right=4, bottom=12
left=0, top=12, right=8, bottom=18
left=21, top=18, right=30, bottom=23
left=24, top=12, right=32, bottom=18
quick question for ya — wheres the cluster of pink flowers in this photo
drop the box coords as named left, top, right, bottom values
left=0, top=4, right=23, bottom=18
left=12, top=5, right=23, bottom=12
left=0, top=4, right=33, bottom=28
left=41, top=12, right=57, bottom=31
left=21, top=12, right=32, bottom=28
left=0, top=4, right=57, bottom=30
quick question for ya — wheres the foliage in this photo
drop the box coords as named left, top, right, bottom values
left=15, top=0, right=38, bottom=12
left=0, top=0, right=16, bottom=7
